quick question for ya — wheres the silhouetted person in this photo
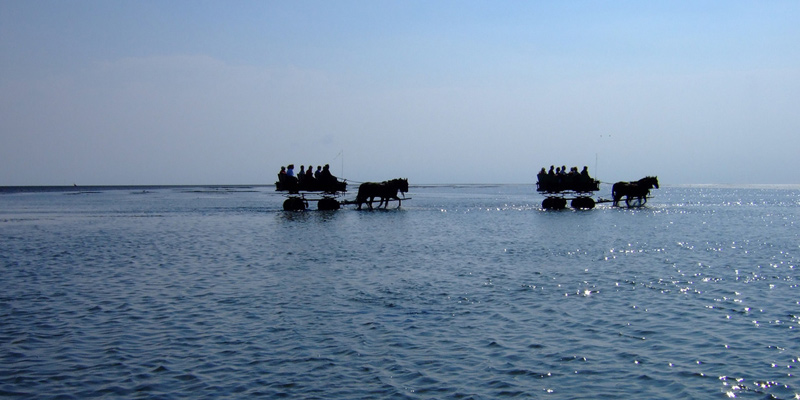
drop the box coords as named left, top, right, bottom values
left=278, top=166, right=287, bottom=185
left=285, top=164, right=298, bottom=192
left=537, top=167, right=547, bottom=184
left=304, top=165, right=316, bottom=189
left=319, top=164, right=338, bottom=191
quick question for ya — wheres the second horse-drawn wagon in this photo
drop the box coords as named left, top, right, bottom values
left=536, top=165, right=659, bottom=210
left=276, top=164, right=348, bottom=211
left=537, top=168, right=601, bottom=210
left=275, top=164, right=409, bottom=211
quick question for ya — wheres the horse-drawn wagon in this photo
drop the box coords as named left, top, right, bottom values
left=275, top=166, right=348, bottom=211
left=275, top=182, right=347, bottom=211
left=536, top=167, right=659, bottom=210
left=276, top=165, right=409, bottom=211
left=537, top=174, right=602, bottom=210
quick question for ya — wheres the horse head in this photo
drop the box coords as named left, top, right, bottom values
left=637, top=176, right=659, bottom=189
left=384, top=178, right=408, bottom=193
left=397, top=178, right=409, bottom=193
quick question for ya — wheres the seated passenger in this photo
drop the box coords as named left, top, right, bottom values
left=278, top=166, right=287, bottom=185
left=537, top=167, right=547, bottom=183
left=319, top=164, right=339, bottom=191
left=562, top=167, right=577, bottom=189
left=543, top=166, right=556, bottom=190
left=284, top=164, right=298, bottom=192
left=536, top=167, right=548, bottom=190
left=555, top=166, right=564, bottom=187
left=298, top=165, right=306, bottom=187
left=304, top=165, right=316, bottom=189
left=579, top=166, right=591, bottom=185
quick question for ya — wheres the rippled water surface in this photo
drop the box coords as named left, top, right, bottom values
left=1, top=184, right=798, bottom=399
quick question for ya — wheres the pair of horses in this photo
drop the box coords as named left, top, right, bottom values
left=355, top=178, right=409, bottom=210
left=612, top=176, right=659, bottom=207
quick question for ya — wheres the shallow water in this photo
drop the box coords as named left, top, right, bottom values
left=1, top=184, right=798, bottom=399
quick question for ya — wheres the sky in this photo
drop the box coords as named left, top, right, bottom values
left=1, top=1, right=798, bottom=185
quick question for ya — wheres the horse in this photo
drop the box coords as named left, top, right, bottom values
left=612, top=176, right=659, bottom=207
left=355, top=178, right=409, bottom=210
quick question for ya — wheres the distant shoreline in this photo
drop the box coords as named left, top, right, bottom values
left=0, top=185, right=267, bottom=194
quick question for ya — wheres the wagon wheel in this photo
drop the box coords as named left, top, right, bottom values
left=283, top=197, right=307, bottom=211
left=571, top=197, right=596, bottom=210
left=542, top=197, right=567, bottom=210
left=317, top=197, right=341, bottom=211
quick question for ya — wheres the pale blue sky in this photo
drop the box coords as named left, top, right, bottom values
left=2, top=1, right=798, bottom=185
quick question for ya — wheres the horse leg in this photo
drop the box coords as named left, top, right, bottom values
left=396, top=197, right=402, bottom=208
left=611, top=186, right=618, bottom=206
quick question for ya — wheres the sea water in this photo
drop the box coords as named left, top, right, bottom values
left=1, top=184, right=798, bottom=399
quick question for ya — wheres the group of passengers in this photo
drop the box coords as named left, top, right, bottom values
left=537, top=165, right=598, bottom=192
left=277, top=164, right=341, bottom=191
